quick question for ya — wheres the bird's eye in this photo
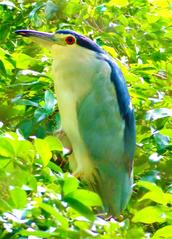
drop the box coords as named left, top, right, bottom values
left=65, top=36, right=75, bottom=45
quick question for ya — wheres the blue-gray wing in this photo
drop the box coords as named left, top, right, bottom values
left=106, top=58, right=136, bottom=174
left=76, top=55, right=135, bottom=215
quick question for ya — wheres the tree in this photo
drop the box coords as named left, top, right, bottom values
left=0, top=0, right=171, bottom=238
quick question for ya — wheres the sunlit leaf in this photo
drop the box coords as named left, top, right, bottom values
left=18, top=229, right=57, bottom=238
left=0, top=137, right=15, bottom=158
left=137, top=181, right=162, bottom=192
left=12, top=53, right=36, bottom=69
left=10, top=187, right=27, bottom=209
left=132, top=206, right=166, bottom=224
left=16, top=140, right=35, bottom=163
left=152, top=226, right=172, bottom=239
left=44, top=135, right=63, bottom=151
left=126, top=226, right=145, bottom=239
left=63, top=176, right=79, bottom=196
left=48, top=161, right=62, bottom=173
left=39, top=202, right=68, bottom=228
left=65, top=189, right=102, bottom=207
left=64, top=197, right=95, bottom=221
left=0, top=0, right=172, bottom=237
left=107, top=0, right=128, bottom=7
left=103, top=46, right=118, bottom=58
left=34, top=138, right=52, bottom=166
left=0, top=199, right=12, bottom=211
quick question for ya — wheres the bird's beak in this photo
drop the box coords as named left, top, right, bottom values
left=15, top=29, right=62, bottom=48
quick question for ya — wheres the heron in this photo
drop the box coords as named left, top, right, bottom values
left=16, top=29, right=135, bottom=216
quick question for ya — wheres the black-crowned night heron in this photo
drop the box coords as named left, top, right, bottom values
left=16, top=29, right=135, bottom=216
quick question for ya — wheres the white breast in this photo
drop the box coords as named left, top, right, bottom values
left=51, top=44, right=103, bottom=179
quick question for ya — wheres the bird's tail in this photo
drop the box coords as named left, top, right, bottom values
left=92, top=166, right=133, bottom=217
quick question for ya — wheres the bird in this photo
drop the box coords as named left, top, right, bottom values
left=15, top=29, right=135, bottom=217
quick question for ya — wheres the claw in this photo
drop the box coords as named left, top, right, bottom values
left=72, top=170, right=82, bottom=179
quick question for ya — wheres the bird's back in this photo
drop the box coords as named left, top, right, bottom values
left=77, top=59, right=133, bottom=216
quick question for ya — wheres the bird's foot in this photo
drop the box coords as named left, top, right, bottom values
left=72, top=170, right=82, bottom=179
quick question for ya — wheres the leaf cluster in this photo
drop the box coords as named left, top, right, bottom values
left=0, top=0, right=171, bottom=238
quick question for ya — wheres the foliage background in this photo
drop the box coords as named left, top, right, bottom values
left=0, top=0, right=172, bottom=238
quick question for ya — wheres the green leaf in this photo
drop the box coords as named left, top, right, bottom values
left=29, top=3, right=44, bottom=19
left=138, top=181, right=171, bottom=205
left=137, top=181, right=163, bottom=192
left=12, top=53, right=36, bottom=69
left=39, top=202, right=68, bottom=228
left=44, top=0, right=58, bottom=20
left=0, top=0, right=172, bottom=237
left=18, top=120, right=33, bottom=138
left=44, top=135, right=63, bottom=151
left=0, top=137, right=15, bottom=158
left=0, top=60, right=6, bottom=76
left=132, top=206, right=166, bottom=224
left=44, top=90, right=57, bottom=113
left=102, top=46, right=118, bottom=58
left=154, top=133, right=170, bottom=150
left=14, top=99, right=39, bottom=107
left=34, top=108, right=48, bottom=122
left=34, top=138, right=52, bottom=166
left=139, top=191, right=167, bottom=205
left=0, top=199, right=12, bottom=212
left=126, top=226, right=144, bottom=239
left=0, top=159, right=11, bottom=168
left=16, top=140, right=35, bottom=164
left=63, top=176, right=79, bottom=196
left=10, top=187, right=27, bottom=209
left=152, top=226, right=172, bottom=239
left=160, top=129, right=172, bottom=138
left=107, top=0, right=129, bottom=7
left=64, top=197, right=95, bottom=221
left=18, top=229, right=57, bottom=238
left=66, top=189, right=102, bottom=207
left=48, top=161, right=62, bottom=173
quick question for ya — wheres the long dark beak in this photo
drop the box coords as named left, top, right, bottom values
left=15, top=29, right=59, bottom=48
left=15, top=29, right=55, bottom=41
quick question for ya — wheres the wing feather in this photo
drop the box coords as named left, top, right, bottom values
left=103, top=57, right=136, bottom=173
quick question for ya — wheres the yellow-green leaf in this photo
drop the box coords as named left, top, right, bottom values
left=34, top=138, right=52, bottom=166
left=10, top=187, right=27, bottom=209
left=39, top=202, right=68, bottom=229
left=44, top=135, right=63, bottom=151
left=66, top=189, right=102, bottom=207
left=107, top=0, right=128, bottom=7
left=132, top=206, right=166, bottom=224
left=152, top=226, right=172, bottom=239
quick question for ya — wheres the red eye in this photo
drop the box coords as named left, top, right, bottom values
left=65, top=36, right=75, bottom=45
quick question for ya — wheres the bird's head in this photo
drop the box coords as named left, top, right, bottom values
left=15, top=29, right=104, bottom=59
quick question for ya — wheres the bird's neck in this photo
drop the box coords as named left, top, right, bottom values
left=51, top=44, right=96, bottom=71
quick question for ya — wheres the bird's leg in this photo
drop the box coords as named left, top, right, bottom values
left=54, top=127, right=81, bottom=176
left=54, top=127, right=72, bottom=155
left=53, top=127, right=73, bottom=168
left=72, top=170, right=82, bottom=179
